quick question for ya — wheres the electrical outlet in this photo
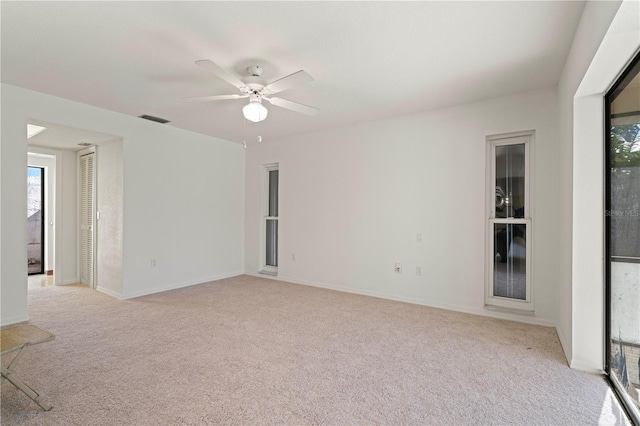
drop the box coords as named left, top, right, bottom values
left=292, top=253, right=296, bottom=261
left=150, top=258, right=157, bottom=268
left=416, top=266, right=423, bottom=276
left=416, top=232, right=422, bottom=243
left=394, top=262, right=402, bottom=273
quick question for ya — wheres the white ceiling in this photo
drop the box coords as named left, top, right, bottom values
left=27, top=119, right=121, bottom=151
left=2, top=1, right=586, bottom=145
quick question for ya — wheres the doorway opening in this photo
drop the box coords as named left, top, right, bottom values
left=28, top=147, right=57, bottom=288
left=26, top=119, right=123, bottom=296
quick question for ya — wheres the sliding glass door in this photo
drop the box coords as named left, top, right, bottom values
left=606, top=52, right=640, bottom=423
left=27, top=166, right=44, bottom=275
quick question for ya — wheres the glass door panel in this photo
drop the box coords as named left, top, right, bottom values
left=27, top=166, right=44, bottom=275
left=606, top=53, right=640, bottom=422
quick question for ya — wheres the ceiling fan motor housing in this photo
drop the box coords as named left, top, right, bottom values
left=247, top=65, right=264, bottom=77
left=248, top=93, right=262, bottom=103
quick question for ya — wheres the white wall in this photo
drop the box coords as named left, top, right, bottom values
left=121, top=120, right=245, bottom=299
left=96, top=139, right=124, bottom=297
left=574, top=0, right=639, bottom=372
left=1, top=83, right=245, bottom=325
left=1, top=87, right=29, bottom=324
left=556, top=0, right=639, bottom=373
left=245, top=87, right=559, bottom=326
left=555, top=0, right=622, bottom=366
left=59, top=150, right=78, bottom=285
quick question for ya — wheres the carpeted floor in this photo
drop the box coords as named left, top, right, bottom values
left=1, top=275, right=631, bottom=425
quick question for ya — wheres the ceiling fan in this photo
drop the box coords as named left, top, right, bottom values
left=192, top=59, right=319, bottom=122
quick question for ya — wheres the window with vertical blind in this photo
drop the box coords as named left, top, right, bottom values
left=261, top=164, right=278, bottom=275
left=486, top=131, right=534, bottom=311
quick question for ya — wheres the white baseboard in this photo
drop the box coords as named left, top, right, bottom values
left=60, top=279, right=80, bottom=286
left=556, top=327, right=603, bottom=376
left=121, top=271, right=244, bottom=299
left=246, top=272, right=557, bottom=328
left=1, top=314, right=30, bottom=327
left=96, top=286, right=123, bottom=300
left=556, top=325, right=572, bottom=366
left=570, top=358, right=604, bottom=374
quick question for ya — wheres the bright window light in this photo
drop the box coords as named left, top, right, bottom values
left=27, top=124, right=47, bottom=139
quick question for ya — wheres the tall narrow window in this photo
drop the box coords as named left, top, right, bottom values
left=606, top=52, right=640, bottom=424
left=486, top=132, right=533, bottom=311
left=261, top=164, right=278, bottom=275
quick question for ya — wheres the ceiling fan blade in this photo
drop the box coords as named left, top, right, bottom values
left=265, top=70, right=314, bottom=94
left=195, top=59, right=246, bottom=89
left=266, top=97, right=319, bottom=116
left=185, top=94, right=247, bottom=102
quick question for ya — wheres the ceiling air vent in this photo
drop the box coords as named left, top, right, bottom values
left=139, top=114, right=170, bottom=124
left=78, top=142, right=92, bottom=147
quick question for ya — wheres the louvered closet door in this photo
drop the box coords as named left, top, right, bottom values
left=79, top=150, right=95, bottom=288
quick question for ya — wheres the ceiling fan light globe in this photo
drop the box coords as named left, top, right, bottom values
left=243, top=102, right=268, bottom=122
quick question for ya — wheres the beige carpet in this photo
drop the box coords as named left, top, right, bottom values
left=1, top=275, right=631, bottom=425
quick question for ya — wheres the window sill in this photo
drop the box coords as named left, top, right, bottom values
left=484, top=304, right=534, bottom=316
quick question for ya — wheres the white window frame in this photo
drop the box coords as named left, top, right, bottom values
left=260, top=163, right=279, bottom=275
left=485, top=131, right=534, bottom=312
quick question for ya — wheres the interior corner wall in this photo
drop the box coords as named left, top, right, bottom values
left=570, top=0, right=639, bottom=373
left=572, top=94, right=606, bottom=372
left=245, top=87, right=560, bottom=326
left=1, top=83, right=245, bottom=325
left=120, top=119, right=244, bottom=299
left=555, top=0, right=623, bottom=370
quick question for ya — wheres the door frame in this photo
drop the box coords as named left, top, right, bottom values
left=604, top=51, right=640, bottom=425
left=27, top=166, right=45, bottom=275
